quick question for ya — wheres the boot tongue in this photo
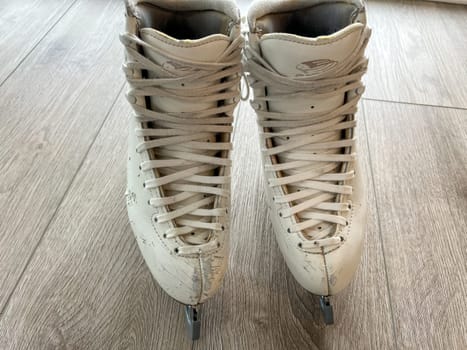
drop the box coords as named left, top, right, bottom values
left=139, top=29, right=230, bottom=243
left=258, top=23, right=365, bottom=238
left=258, top=23, right=364, bottom=113
left=139, top=28, right=230, bottom=113
left=259, top=23, right=364, bottom=77
left=140, top=28, right=230, bottom=74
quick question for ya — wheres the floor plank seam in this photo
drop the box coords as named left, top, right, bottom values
left=0, top=83, right=125, bottom=322
left=363, top=97, right=467, bottom=111
left=361, top=102, right=400, bottom=350
left=0, top=0, right=79, bottom=90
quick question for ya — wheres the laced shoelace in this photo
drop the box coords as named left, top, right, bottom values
left=245, top=26, right=371, bottom=248
left=120, top=32, right=244, bottom=255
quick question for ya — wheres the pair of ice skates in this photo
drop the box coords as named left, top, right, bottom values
left=121, top=0, right=371, bottom=340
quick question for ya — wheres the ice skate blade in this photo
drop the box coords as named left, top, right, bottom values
left=185, top=305, right=201, bottom=340
left=319, top=296, right=334, bottom=325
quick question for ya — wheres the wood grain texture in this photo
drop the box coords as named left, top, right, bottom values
left=365, top=0, right=467, bottom=108
left=0, top=1, right=466, bottom=349
left=0, top=0, right=76, bottom=85
left=0, top=96, right=193, bottom=350
left=192, top=102, right=395, bottom=350
left=0, top=0, right=124, bottom=311
left=364, top=100, right=467, bottom=349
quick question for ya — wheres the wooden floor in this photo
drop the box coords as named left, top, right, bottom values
left=0, top=1, right=466, bottom=349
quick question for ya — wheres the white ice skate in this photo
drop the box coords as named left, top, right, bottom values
left=245, top=0, right=371, bottom=324
left=120, top=0, right=242, bottom=339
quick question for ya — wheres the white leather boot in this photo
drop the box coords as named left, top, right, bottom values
left=246, top=0, right=371, bottom=324
left=120, top=0, right=242, bottom=339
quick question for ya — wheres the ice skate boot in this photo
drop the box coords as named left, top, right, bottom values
left=245, top=0, right=371, bottom=324
left=121, top=0, right=242, bottom=339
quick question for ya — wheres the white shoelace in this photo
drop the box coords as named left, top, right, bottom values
left=120, top=32, right=243, bottom=255
left=245, top=27, right=371, bottom=247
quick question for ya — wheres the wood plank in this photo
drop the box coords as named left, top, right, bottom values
left=2, top=1, right=465, bottom=348
left=364, top=100, right=467, bottom=349
left=428, top=0, right=467, bottom=4
left=0, top=0, right=124, bottom=310
left=0, top=95, right=192, bottom=350
left=193, top=102, right=396, bottom=349
left=0, top=0, right=76, bottom=85
left=365, top=0, right=467, bottom=108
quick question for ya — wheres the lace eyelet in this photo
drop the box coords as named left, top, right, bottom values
left=174, top=248, right=179, bottom=254
left=162, top=233, right=167, bottom=238
left=126, top=95, right=137, bottom=104
left=298, top=242, right=302, bottom=248
left=287, top=228, right=291, bottom=233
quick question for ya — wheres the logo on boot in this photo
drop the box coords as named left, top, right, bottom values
left=162, top=60, right=192, bottom=73
left=296, top=59, right=338, bottom=75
